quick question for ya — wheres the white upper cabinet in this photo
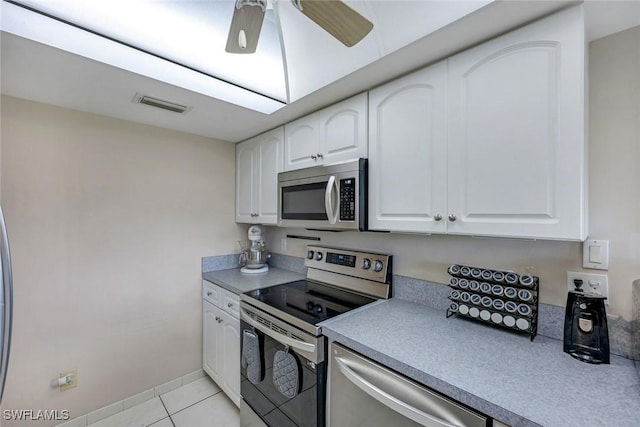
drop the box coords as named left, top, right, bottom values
left=284, top=93, right=367, bottom=171
left=368, top=61, right=448, bottom=233
left=447, top=5, right=587, bottom=240
left=368, top=5, right=587, bottom=240
left=236, top=127, right=283, bottom=224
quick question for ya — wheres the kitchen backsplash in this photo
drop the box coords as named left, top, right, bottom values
left=202, top=252, right=638, bottom=361
left=268, top=253, right=639, bottom=361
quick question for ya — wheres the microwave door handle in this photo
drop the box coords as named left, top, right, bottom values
left=324, top=176, right=339, bottom=225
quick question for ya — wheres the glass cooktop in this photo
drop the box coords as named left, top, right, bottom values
left=243, top=280, right=376, bottom=326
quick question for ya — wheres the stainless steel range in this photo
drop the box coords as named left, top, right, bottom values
left=239, top=245, right=392, bottom=427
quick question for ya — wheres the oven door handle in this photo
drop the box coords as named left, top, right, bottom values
left=334, top=356, right=463, bottom=427
left=324, top=175, right=339, bottom=225
left=240, top=308, right=316, bottom=353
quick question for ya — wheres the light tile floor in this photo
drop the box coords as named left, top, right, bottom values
left=87, top=377, right=239, bottom=427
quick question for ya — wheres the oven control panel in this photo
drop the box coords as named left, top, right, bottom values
left=305, top=245, right=392, bottom=284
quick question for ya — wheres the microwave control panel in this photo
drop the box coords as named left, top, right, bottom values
left=340, top=178, right=356, bottom=221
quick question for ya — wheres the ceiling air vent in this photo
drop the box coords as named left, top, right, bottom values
left=132, top=93, right=192, bottom=114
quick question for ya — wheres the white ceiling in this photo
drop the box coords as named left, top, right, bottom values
left=1, top=0, right=639, bottom=143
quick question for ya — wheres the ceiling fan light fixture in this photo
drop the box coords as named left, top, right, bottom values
left=226, top=0, right=267, bottom=53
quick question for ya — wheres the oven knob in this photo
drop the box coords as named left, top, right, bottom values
left=315, top=252, right=323, bottom=261
left=373, top=260, right=384, bottom=272
left=362, top=258, right=372, bottom=270
left=306, top=301, right=315, bottom=311
left=315, top=304, right=323, bottom=313
left=307, top=250, right=314, bottom=260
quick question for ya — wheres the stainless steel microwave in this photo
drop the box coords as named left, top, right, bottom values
left=277, top=158, right=367, bottom=230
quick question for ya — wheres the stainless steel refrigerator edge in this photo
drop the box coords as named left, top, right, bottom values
left=0, top=206, right=14, bottom=404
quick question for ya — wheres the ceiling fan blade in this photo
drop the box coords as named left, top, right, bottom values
left=293, top=0, right=373, bottom=47
left=225, top=1, right=266, bottom=54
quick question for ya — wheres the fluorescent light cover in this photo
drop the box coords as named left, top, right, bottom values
left=1, top=1, right=287, bottom=114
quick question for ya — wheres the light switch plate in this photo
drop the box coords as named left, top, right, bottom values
left=582, top=239, right=609, bottom=270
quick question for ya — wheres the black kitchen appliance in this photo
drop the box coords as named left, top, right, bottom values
left=563, top=280, right=610, bottom=364
left=239, top=245, right=392, bottom=427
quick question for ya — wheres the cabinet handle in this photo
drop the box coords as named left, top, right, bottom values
left=218, top=318, right=223, bottom=323
left=311, top=154, right=317, bottom=160
left=317, top=153, right=323, bottom=158
left=227, top=302, right=233, bottom=308
left=434, top=214, right=442, bottom=222
left=215, top=316, right=220, bottom=322
left=207, top=291, right=213, bottom=297
left=448, top=214, right=457, bottom=222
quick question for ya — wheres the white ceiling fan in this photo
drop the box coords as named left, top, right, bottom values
left=225, top=0, right=374, bottom=54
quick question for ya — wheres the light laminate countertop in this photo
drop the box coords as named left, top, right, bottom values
left=321, top=298, right=640, bottom=427
left=202, top=267, right=305, bottom=295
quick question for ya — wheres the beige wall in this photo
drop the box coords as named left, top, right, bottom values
left=267, top=25, right=640, bottom=322
left=0, top=96, right=243, bottom=425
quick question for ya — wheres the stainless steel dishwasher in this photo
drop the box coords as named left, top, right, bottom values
left=328, top=342, right=488, bottom=427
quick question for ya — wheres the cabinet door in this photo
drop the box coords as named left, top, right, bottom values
left=368, top=62, right=448, bottom=233
left=284, top=115, right=320, bottom=171
left=219, top=310, right=241, bottom=408
left=319, top=93, right=368, bottom=165
left=447, top=6, right=586, bottom=240
left=235, top=140, right=257, bottom=223
left=255, top=128, right=283, bottom=224
left=202, top=300, right=221, bottom=384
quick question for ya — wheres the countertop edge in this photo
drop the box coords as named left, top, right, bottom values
left=322, top=327, right=541, bottom=427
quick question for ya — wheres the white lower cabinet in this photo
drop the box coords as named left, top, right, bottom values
left=202, top=281, right=240, bottom=407
left=368, top=5, right=587, bottom=240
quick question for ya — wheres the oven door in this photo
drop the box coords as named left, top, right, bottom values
left=277, top=158, right=366, bottom=230
left=240, top=302, right=326, bottom=427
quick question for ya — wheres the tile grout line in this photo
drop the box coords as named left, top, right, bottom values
left=157, top=395, right=175, bottom=427
left=167, top=389, right=224, bottom=420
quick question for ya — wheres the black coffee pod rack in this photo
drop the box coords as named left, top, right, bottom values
left=446, top=264, right=539, bottom=341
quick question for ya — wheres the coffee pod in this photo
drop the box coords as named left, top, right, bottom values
left=481, top=270, right=493, bottom=281
left=481, top=296, right=493, bottom=308
left=460, top=292, right=471, bottom=302
left=450, top=290, right=460, bottom=299
left=469, top=280, right=480, bottom=291
left=491, top=285, right=504, bottom=296
left=519, top=275, right=535, bottom=288
left=516, top=318, right=530, bottom=330
left=469, top=307, right=480, bottom=318
left=460, top=266, right=471, bottom=277
left=480, top=310, right=491, bottom=321
left=492, top=271, right=505, bottom=283
left=517, top=304, right=532, bottom=316
left=459, top=304, right=469, bottom=315
left=518, top=289, right=533, bottom=302
left=491, top=312, right=503, bottom=324
left=503, top=315, right=516, bottom=327
left=492, top=299, right=504, bottom=311
left=504, top=301, right=518, bottom=313
left=480, top=282, right=492, bottom=294
left=449, top=302, right=459, bottom=312
left=470, top=294, right=482, bottom=305
left=459, top=279, right=469, bottom=289
left=505, top=273, right=518, bottom=285
left=449, top=277, right=459, bottom=287
left=471, top=268, right=482, bottom=279
left=449, top=264, right=461, bottom=275
left=503, top=287, right=518, bottom=299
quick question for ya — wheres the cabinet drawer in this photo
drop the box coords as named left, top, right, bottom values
left=202, top=281, right=221, bottom=307
left=221, top=289, right=240, bottom=318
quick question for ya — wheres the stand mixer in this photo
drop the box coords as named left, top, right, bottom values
left=238, top=225, right=270, bottom=274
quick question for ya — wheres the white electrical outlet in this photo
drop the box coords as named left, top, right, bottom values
left=567, top=272, right=609, bottom=299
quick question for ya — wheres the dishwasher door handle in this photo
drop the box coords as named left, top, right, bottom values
left=334, top=356, right=463, bottom=427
